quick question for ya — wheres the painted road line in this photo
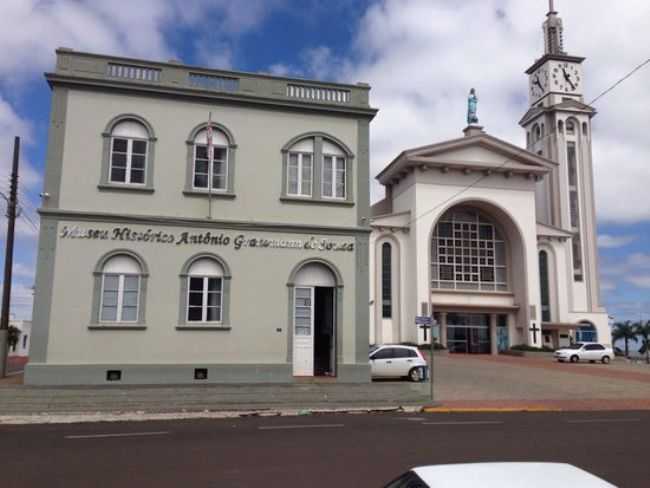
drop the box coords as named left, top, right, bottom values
left=65, top=431, right=170, bottom=440
left=566, top=418, right=641, bottom=424
left=258, top=424, right=345, bottom=430
left=422, top=420, right=504, bottom=426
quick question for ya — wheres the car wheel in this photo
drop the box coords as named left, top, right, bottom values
left=570, top=355, right=579, bottom=363
left=408, top=367, right=422, bottom=382
left=602, top=356, right=610, bottom=364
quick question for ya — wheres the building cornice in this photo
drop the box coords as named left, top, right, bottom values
left=46, top=74, right=379, bottom=119
left=38, top=208, right=371, bottom=236
left=525, top=53, right=586, bottom=74
left=47, top=49, right=378, bottom=119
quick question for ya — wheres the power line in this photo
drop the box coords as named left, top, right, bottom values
left=589, top=58, right=650, bottom=105
left=399, top=55, right=650, bottom=228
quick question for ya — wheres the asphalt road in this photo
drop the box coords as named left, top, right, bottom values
left=1, top=411, right=648, bottom=487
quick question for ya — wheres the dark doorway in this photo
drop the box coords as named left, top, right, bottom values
left=314, top=287, right=335, bottom=376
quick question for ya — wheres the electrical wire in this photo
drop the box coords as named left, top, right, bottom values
left=398, top=55, right=650, bottom=228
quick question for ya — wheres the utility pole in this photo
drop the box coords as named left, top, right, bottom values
left=0, top=137, right=20, bottom=378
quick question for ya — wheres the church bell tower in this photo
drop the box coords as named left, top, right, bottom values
left=520, top=0, right=604, bottom=313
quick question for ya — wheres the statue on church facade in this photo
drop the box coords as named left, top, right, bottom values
left=467, top=88, right=479, bottom=125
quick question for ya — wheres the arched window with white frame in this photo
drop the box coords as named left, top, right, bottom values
left=186, top=258, right=224, bottom=323
left=192, top=128, right=229, bottom=191
left=99, top=255, right=142, bottom=323
left=322, top=139, right=347, bottom=199
left=287, top=138, right=314, bottom=197
left=109, top=120, right=149, bottom=184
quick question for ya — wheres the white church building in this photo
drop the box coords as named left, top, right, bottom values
left=369, top=4, right=609, bottom=353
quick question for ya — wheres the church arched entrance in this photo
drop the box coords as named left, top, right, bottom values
left=430, top=202, right=529, bottom=354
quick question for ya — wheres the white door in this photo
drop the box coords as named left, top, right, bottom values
left=293, top=287, right=314, bottom=376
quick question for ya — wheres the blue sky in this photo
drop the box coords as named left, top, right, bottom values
left=0, top=0, right=649, bottom=326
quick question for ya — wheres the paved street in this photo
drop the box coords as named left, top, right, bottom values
left=1, top=410, right=647, bottom=487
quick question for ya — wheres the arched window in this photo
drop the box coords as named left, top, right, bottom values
left=566, top=119, right=576, bottom=135
left=282, top=133, right=354, bottom=203
left=322, top=140, right=347, bottom=199
left=186, top=258, right=224, bottom=323
left=381, top=243, right=392, bottom=319
left=192, top=128, right=229, bottom=191
left=539, top=250, right=551, bottom=322
left=533, top=124, right=542, bottom=142
left=431, top=208, right=507, bottom=291
left=100, top=255, right=142, bottom=322
left=109, top=120, right=149, bottom=184
left=576, top=322, right=597, bottom=342
left=287, top=138, right=314, bottom=197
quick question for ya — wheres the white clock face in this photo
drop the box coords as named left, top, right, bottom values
left=551, top=62, right=581, bottom=93
left=530, top=67, right=549, bottom=100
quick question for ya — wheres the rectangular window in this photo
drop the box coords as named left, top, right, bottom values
left=294, top=287, right=312, bottom=335
left=110, top=138, right=147, bottom=185
left=187, top=276, right=222, bottom=322
left=381, top=243, right=392, bottom=318
left=322, top=155, right=346, bottom=199
left=567, top=142, right=578, bottom=187
left=287, top=152, right=313, bottom=197
left=100, top=274, right=140, bottom=322
left=193, top=144, right=228, bottom=191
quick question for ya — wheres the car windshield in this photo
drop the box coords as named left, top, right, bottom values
left=369, top=345, right=379, bottom=355
left=566, top=343, right=584, bottom=349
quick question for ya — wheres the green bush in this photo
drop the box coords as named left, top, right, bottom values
left=510, top=344, right=555, bottom=352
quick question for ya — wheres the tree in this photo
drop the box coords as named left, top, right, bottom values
left=635, top=320, right=650, bottom=365
left=611, top=320, right=638, bottom=358
left=7, top=325, right=20, bottom=350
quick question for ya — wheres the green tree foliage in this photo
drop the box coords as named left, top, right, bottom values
left=7, top=325, right=21, bottom=349
left=611, top=320, right=638, bottom=358
left=635, top=320, right=650, bottom=364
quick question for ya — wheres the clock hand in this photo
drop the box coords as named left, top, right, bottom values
left=562, top=69, right=576, bottom=90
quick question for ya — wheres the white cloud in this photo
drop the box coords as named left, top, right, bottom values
left=12, top=263, right=35, bottom=280
left=296, top=0, right=650, bottom=221
left=597, top=234, right=637, bottom=248
left=626, top=275, right=650, bottom=289
left=0, top=281, right=34, bottom=320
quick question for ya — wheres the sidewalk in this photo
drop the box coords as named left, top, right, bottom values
left=0, top=379, right=431, bottom=417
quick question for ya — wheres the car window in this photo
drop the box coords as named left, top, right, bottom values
left=407, top=349, right=418, bottom=358
left=372, top=348, right=394, bottom=360
left=586, top=344, right=605, bottom=351
left=567, top=343, right=583, bottom=349
left=393, top=348, right=411, bottom=359
left=384, top=471, right=429, bottom=488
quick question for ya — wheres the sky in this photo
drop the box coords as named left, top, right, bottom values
left=0, top=0, right=649, bottom=327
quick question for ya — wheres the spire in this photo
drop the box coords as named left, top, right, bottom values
left=543, top=0, right=565, bottom=55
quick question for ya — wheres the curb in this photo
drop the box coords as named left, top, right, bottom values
left=422, top=406, right=563, bottom=413
left=0, top=405, right=425, bottom=425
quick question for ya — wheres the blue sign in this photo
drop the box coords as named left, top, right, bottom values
left=415, top=316, right=433, bottom=326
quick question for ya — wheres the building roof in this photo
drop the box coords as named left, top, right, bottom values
left=376, top=127, right=554, bottom=186
left=519, top=98, right=596, bottom=126
left=537, top=222, right=573, bottom=239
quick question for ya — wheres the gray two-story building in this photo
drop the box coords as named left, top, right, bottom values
left=25, top=49, right=377, bottom=385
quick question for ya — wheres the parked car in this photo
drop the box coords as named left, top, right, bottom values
left=383, top=463, right=616, bottom=487
left=553, top=342, right=614, bottom=364
left=369, top=345, right=428, bottom=381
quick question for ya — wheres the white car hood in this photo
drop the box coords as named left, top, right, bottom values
left=413, top=463, right=616, bottom=487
